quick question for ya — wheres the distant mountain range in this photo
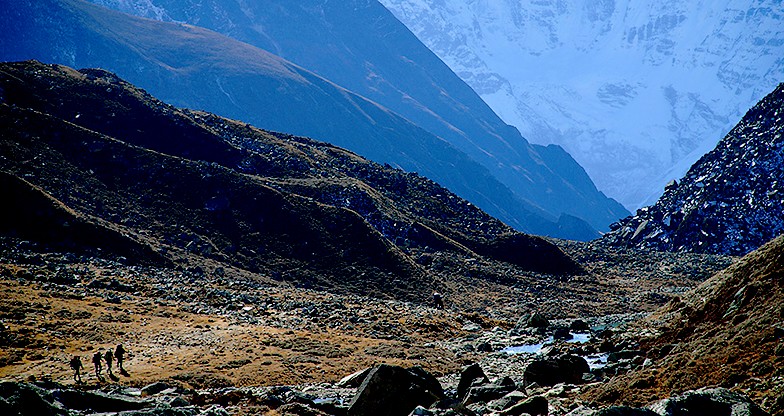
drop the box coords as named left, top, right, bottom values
left=0, top=0, right=629, bottom=240
left=603, top=83, right=784, bottom=256
left=380, top=0, right=784, bottom=210
left=0, top=60, right=583, bottom=300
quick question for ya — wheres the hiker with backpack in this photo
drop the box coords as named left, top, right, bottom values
left=69, top=355, right=83, bottom=384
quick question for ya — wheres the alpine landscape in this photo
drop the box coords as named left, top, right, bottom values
left=0, top=1, right=782, bottom=416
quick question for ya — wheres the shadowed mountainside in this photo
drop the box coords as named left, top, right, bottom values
left=0, top=60, right=583, bottom=302
left=0, top=0, right=629, bottom=239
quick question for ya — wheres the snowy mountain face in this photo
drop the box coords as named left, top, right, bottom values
left=603, top=83, right=784, bottom=256
left=379, top=0, right=784, bottom=210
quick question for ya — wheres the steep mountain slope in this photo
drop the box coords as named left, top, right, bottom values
left=380, top=0, right=784, bottom=210
left=0, top=0, right=584, bottom=240
left=584, top=233, right=784, bottom=413
left=0, top=60, right=583, bottom=302
left=45, top=0, right=628, bottom=234
left=603, top=83, right=784, bottom=256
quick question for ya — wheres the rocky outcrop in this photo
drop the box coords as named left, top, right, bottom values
left=603, top=83, right=784, bottom=255
left=457, top=363, right=489, bottom=401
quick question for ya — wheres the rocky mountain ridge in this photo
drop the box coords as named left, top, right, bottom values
left=379, top=0, right=784, bottom=210
left=603, top=83, right=784, bottom=256
left=2, top=0, right=629, bottom=238
left=0, top=60, right=586, bottom=303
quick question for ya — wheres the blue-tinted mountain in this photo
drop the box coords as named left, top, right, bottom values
left=603, top=83, right=784, bottom=255
left=0, top=0, right=586, bottom=239
left=2, top=0, right=629, bottom=238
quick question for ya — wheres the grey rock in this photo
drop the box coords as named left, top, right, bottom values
left=457, top=363, right=489, bottom=401
left=464, top=383, right=516, bottom=405
left=52, top=389, right=150, bottom=412
left=337, top=367, right=373, bottom=388
left=648, top=387, right=769, bottom=416
left=0, top=382, right=68, bottom=416
left=487, top=391, right=527, bottom=411
left=141, top=382, right=174, bottom=397
left=499, top=395, right=548, bottom=416
left=596, top=407, right=658, bottom=416
left=348, top=365, right=444, bottom=416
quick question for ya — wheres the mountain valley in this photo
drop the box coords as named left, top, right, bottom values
left=1, top=2, right=784, bottom=415
left=2, top=58, right=781, bottom=416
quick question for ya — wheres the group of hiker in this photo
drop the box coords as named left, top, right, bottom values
left=69, top=344, right=126, bottom=383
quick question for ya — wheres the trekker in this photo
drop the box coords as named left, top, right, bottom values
left=92, top=351, right=103, bottom=377
left=432, top=291, right=444, bottom=309
left=115, top=344, right=126, bottom=373
left=104, top=348, right=114, bottom=375
left=69, top=355, right=83, bottom=383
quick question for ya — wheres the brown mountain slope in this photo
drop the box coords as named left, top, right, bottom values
left=585, top=233, right=784, bottom=413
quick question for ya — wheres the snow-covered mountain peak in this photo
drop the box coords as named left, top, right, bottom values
left=380, top=0, right=784, bottom=209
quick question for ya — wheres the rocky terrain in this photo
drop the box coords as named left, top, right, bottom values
left=3, top=59, right=774, bottom=414
left=604, top=83, right=784, bottom=256
left=584, top=233, right=784, bottom=415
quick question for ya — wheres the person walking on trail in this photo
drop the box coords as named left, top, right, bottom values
left=104, top=348, right=114, bottom=375
left=432, top=291, right=444, bottom=310
left=115, top=344, right=126, bottom=373
left=92, top=351, right=103, bottom=378
left=69, top=355, right=83, bottom=384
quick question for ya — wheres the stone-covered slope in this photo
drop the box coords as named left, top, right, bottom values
left=585, top=233, right=784, bottom=414
left=603, top=83, right=784, bottom=255
left=0, top=61, right=582, bottom=302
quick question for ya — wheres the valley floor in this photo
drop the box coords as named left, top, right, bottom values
left=0, top=239, right=737, bottom=414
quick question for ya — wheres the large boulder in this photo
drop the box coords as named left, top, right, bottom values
left=524, top=313, right=549, bottom=329
left=596, top=407, right=658, bottom=416
left=348, top=365, right=445, bottom=416
left=337, top=367, right=373, bottom=388
left=0, top=382, right=67, bottom=416
left=464, top=377, right=516, bottom=405
left=52, top=389, right=150, bottom=412
left=457, top=363, right=489, bottom=401
left=524, top=355, right=589, bottom=386
left=499, top=395, right=548, bottom=416
left=648, top=387, right=769, bottom=416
